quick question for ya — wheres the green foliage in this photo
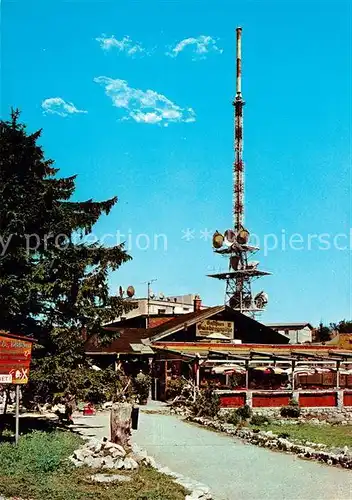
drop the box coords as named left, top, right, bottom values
left=250, top=414, right=271, bottom=426
left=0, top=431, right=187, bottom=500
left=165, top=377, right=189, bottom=400
left=264, top=424, right=352, bottom=449
left=280, top=398, right=301, bottom=418
left=330, top=320, right=352, bottom=333
left=133, top=372, right=151, bottom=403
left=236, top=404, right=252, bottom=420
left=0, top=430, right=82, bottom=475
left=225, top=410, right=241, bottom=425
left=192, top=388, right=220, bottom=418
left=315, top=322, right=332, bottom=342
left=0, top=110, right=133, bottom=403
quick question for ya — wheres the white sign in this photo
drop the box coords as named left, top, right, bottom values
left=0, top=374, right=13, bottom=384
left=196, top=320, right=234, bottom=339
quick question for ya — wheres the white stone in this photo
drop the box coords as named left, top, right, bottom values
left=144, top=456, right=157, bottom=468
left=114, top=459, right=125, bottom=469
left=111, top=444, right=126, bottom=457
left=84, top=455, right=104, bottom=468
left=123, top=457, right=139, bottom=470
left=70, top=456, right=84, bottom=467
left=102, top=455, right=115, bottom=469
left=90, top=473, right=131, bottom=483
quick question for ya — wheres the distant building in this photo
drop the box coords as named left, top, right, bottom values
left=113, top=294, right=207, bottom=326
left=265, top=323, right=314, bottom=344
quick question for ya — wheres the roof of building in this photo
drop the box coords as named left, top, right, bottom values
left=153, top=343, right=352, bottom=358
left=147, top=306, right=225, bottom=342
left=147, top=306, right=289, bottom=344
left=85, top=328, right=150, bottom=355
left=266, top=323, right=314, bottom=330
left=85, top=306, right=290, bottom=355
left=0, top=331, right=36, bottom=343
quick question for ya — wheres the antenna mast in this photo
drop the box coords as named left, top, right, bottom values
left=143, top=279, right=157, bottom=328
left=208, top=27, right=271, bottom=317
left=234, top=27, right=245, bottom=231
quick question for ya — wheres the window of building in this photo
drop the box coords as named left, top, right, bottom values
left=183, top=307, right=190, bottom=311
left=158, top=309, right=166, bottom=314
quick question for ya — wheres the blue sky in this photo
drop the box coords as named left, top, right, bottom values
left=2, top=0, right=351, bottom=325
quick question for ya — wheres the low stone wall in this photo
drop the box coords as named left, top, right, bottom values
left=241, top=407, right=352, bottom=425
left=188, top=416, right=352, bottom=469
left=215, top=389, right=352, bottom=411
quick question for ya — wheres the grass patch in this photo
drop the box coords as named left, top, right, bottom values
left=254, top=423, right=352, bottom=449
left=0, top=430, right=186, bottom=500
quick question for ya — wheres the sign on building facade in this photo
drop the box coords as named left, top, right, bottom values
left=0, top=334, right=33, bottom=384
left=196, top=320, right=234, bottom=339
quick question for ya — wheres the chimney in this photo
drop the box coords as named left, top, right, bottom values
left=193, top=295, right=202, bottom=312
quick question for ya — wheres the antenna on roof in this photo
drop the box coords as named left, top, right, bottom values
left=142, top=278, right=157, bottom=328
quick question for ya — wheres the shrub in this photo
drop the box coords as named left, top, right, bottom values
left=280, top=398, right=301, bottom=418
left=236, top=404, right=252, bottom=420
left=225, top=410, right=241, bottom=425
left=250, top=414, right=271, bottom=426
left=0, top=430, right=82, bottom=475
left=133, top=372, right=151, bottom=403
left=192, top=388, right=220, bottom=418
left=165, top=378, right=189, bottom=401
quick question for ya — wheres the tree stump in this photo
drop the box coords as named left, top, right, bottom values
left=110, top=402, right=132, bottom=449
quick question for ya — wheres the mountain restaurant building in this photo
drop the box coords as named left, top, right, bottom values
left=85, top=306, right=352, bottom=409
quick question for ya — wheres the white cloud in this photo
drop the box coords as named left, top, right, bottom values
left=41, top=97, right=87, bottom=117
left=94, top=76, right=196, bottom=126
left=96, top=35, right=147, bottom=56
left=167, top=35, right=223, bottom=59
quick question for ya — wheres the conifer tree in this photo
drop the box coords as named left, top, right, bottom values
left=0, top=110, right=132, bottom=402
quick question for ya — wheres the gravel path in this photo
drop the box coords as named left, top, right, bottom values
left=73, top=409, right=352, bottom=500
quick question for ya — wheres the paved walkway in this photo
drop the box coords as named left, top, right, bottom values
left=73, top=408, right=352, bottom=500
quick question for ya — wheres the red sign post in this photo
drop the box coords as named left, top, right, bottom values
left=0, top=332, right=34, bottom=444
left=0, top=333, right=33, bottom=384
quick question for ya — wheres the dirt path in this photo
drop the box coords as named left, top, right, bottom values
left=72, top=408, right=352, bottom=500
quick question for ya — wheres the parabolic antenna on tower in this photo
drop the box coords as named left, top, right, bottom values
left=212, top=231, right=224, bottom=249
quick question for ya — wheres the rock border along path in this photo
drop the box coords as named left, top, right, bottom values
left=71, top=410, right=212, bottom=500
left=189, top=416, right=352, bottom=469
left=72, top=408, right=352, bottom=500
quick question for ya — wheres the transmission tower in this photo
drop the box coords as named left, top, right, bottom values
left=208, top=27, right=270, bottom=316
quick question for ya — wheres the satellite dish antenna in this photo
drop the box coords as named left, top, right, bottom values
left=237, top=226, right=250, bottom=244
left=159, top=292, right=165, bottom=300
left=224, top=229, right=237, bottom=245
left=149, top=290, right=155, bottom=299
left=212, top=231, right=224, bottom=249
left=118, top=286, right=124, bottom=298
left=254, top=291, right=268, bottom=309
left=126, top=285, right=135, bottom=298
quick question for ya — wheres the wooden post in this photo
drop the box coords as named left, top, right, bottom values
left=291, top=360, right=295, bottom=391
left=110, top=402, right=132, bottom=449
left=164, top=360, right=168, bottom=400
left=195, top=361, right=200, bottom=387
left=336, top=361, right=340, bottom=389
left=15, top=385, right=20, bottom=445
left=245, top=361, right=249, bottom=390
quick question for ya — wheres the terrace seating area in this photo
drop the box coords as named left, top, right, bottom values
left=152, top=347, right=352, bottom=408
